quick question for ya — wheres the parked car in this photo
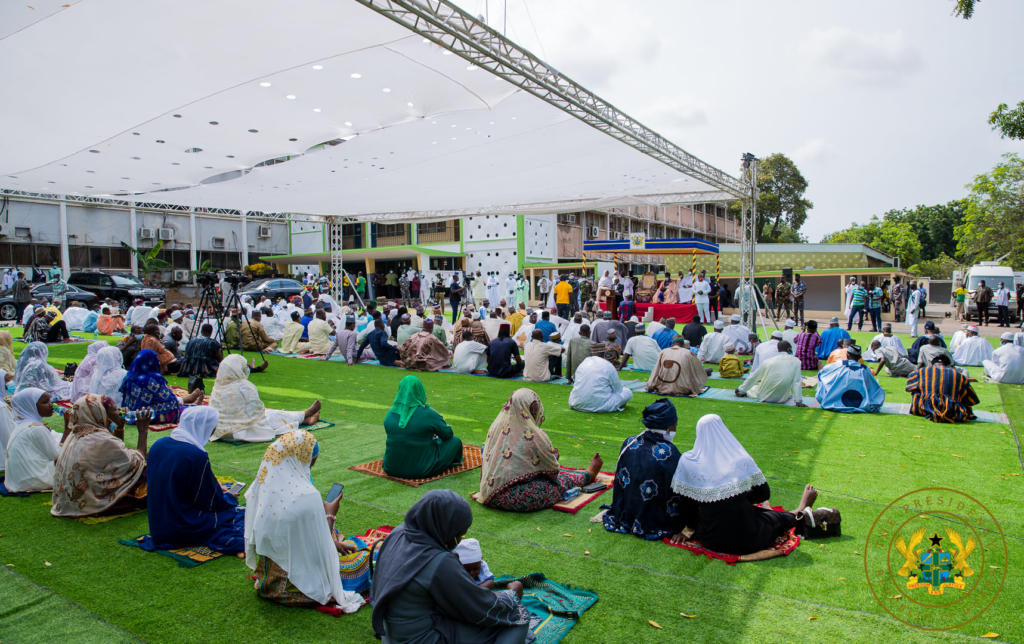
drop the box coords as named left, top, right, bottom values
left=67, top=271, right=165, bottom=311
left=0, top=283, right=99, bottom=320
left=237, top=278, right=305, bottom=302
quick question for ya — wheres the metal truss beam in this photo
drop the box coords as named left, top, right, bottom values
left=0, top=189, right=289, bottom=221
left=355, top=0, right=747, bottom=199
left=738, top=157, right=759, bottom=329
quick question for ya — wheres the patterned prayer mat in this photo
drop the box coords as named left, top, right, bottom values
left=662, top=506, right=801, bottom=565
left=78, top=508, right=146, bottom=525
left=348, top=444, right=482, bottom=487
left=339, top=526, right=393, bottom=593
left=118, top=535, right=226, bottom=568
left=0, top=476, right=49, bottom=497
left=494, top=573, right=598, bottom=644
left=552, top=471, right=615, bottom=515
left=622, top=381, right=709, bottom=398
left=218, top=421, right=336, bottom=446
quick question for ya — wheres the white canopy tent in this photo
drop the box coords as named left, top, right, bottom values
left=0, top=0, right=747, bottom=220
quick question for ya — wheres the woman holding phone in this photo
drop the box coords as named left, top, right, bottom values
left=141, top=407, right=247, bottom=557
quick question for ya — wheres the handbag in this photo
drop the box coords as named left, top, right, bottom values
left=63, top=362, right=78, bottom=379
left=187, top=375, right=205, bottom=393
left=797, top=507, right=841, bottom=539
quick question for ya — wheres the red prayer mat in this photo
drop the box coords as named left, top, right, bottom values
left=662, top=506, right=801, bottom=565
left=348, top=445, right=482, bottom=487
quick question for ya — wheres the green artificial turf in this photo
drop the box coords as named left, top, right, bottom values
left=1, top=329, right=1022, bottom=643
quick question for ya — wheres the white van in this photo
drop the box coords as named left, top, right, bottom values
left=963, top=262, right=1017, bottom=322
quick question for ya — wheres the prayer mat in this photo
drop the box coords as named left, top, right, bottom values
left=662, top=505, right=801, bottom=565
left=0, top=476, right=48, bottom=497
left=339, top=526, right=393, bottom=593
left=494, top=574, right=598, bottom=644
left=77, top=508, right=146, bottom=525
left=218, top=421, right=336, bottom=446
left=118, top=535, right=226, bottom=568
left=348, top=444, right=482, bottom=487
left=552, top=470, right=615, bottom=514
left=623, top=381, right=709, bottom=398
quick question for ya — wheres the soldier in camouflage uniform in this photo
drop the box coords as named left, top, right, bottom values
left=775, top=278, right=792, bottom=320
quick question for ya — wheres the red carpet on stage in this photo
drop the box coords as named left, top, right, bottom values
left=601, top=302, right=697, bottom=320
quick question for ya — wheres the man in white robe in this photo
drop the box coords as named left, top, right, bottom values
left=548, top=309, right=570, bottom=334
left=953, top=326, right=994, bottom=366
left=481, top=313, right=503, bottom=342
left=750, top=331, right=783, bottom=373
left=722, top=313, right=752, bottom=354
left=677, top=273, right=694, bottom=303
left=844, top=277, right=861, bottom=326
left=503, top=273, right=517, bottom=305
left=984, top=333, right=1024, bottom=384
left=781, top=319, right=799, bottom=344
left=568, top=356, right=633, bottom=413
left=621, top=275, right=634, bottom=299
left=949, top=324, right=968, bottom=353
left=512, top=313, right=537, bottom=349
left=905, top=283, right=923, bottom=337
left=560, top=315, right=584, bottom=345
left=485, top=273, right=501, bottom=305
left=620, top=324, right=661, bottom=371
left=471, top=271, right=487, bottom=305
left=863, top=324, right=907, bottom=362
left=736, top=341, right=806, bottom=405
left=697, top=320, right=729, bottom=363
left=645, top=318, right=667, bottom=338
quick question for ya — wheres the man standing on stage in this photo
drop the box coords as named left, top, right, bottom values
left=791, top=274, right=806, bottom=326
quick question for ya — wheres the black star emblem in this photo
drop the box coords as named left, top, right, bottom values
left=929, top=533, right=944, bottom=547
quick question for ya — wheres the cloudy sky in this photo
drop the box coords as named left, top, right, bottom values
left=453, top=0, right=1024, bottom=241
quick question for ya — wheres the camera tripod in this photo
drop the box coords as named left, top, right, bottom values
left=189, top=275, right=269, bottom=370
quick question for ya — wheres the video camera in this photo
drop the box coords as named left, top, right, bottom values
left=196, top=271, right=220, bottom=287
left=222, top=271, right=251, bottom=287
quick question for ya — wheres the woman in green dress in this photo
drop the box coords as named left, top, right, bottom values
left=383, top=376, right=463, bottom=479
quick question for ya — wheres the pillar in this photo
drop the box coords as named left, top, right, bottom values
left=58, top=197, right=70, bottom=277
left=189, top=208, right=198, bottom=285
left=129, top=201, right=138, bottom=277
left=239, top=210, right=250, bottom=269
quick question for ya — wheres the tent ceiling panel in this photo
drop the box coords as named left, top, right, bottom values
left=0, top=0, right=743, bottom=219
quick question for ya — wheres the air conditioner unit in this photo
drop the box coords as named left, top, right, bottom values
left=589, top=227, right=600, bottom=238
left=139, top=228, right=154, bottom=239
left=158, top=227, right=175, bottom=241
left=566, top=214, right=576, bottom=225
left=258, top=225, right=272, bottom=238
left=0, top=223, right=10, bottom=238
left=212, top=237, right=225, bottom=249
left=172, top=269, right=189, bottom=282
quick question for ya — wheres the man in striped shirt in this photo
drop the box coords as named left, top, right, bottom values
left=793, top=320, right=822, bottom=371
left=906, top=353, right=979, bottom=423
left=846, top=280, right=868, bottom=331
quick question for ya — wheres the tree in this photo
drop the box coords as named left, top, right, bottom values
left=822, top=216, right=922, bottom=267
left=882, top=200, right=967, bottom=261
left=769, top=222, right=808, bottom=244
left=729, top=153, right=813, bottom=242
left=907, top=253, right=961, bottom=279
left=951, top=1, right=1023, bottom=140
left=955, top=153, right=1024, bottom=269
left=120, top=240, right=172, bottom=282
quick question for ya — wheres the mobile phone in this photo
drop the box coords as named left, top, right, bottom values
left=325, top=482, right=345, bottom=503
left=227, top=482, right=245, bottom=495
left=580, top=482, right=607, bottom=494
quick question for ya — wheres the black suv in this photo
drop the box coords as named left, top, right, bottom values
left=237, top=278, right=305, bottom=302
left=68, top=271, right=165, bottom=311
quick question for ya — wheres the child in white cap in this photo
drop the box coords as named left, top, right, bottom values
left=453, top=538, right=494, bottom=589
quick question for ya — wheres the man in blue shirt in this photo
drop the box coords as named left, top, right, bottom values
left=486, top=324, right=524, bottom=378
left=300, top=308, right=313, bottom=340
left=868, top=282, right=884, bottom=333
left=534, top=310, right=557, bottom=342
left=847, top=281, right=868, bottom=331
left=653, top=318, right=680, bottom=350
left=817, top=317, right=851, bottom=359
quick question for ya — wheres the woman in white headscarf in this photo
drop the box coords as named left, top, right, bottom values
left=140, top=407, right=246, bottom=555
left=245, top=429, right=365, bottom=612
left=13, top=342, right=72, bottom=400
left=669, top=414, right=819, bottom=555
left=4, top=388, right=61, bottom=492
left=51, top=394, right=148, bottom=518
left=89, top=346, right=128, bottom=406
left=0, top=382, right=17, bottom=472
left=209, top=355, right=320, bottom=443
left=68, top=341, right=108, bottom=402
